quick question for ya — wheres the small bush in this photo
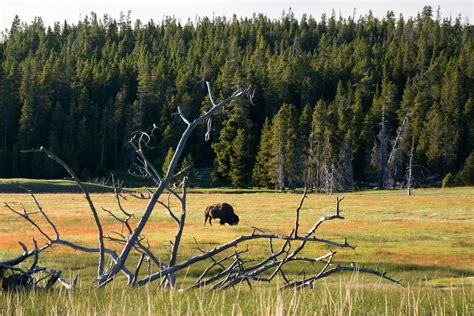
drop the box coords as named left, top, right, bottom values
left=442, top=172, right=455, bottom=188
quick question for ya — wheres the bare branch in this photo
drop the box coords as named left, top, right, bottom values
left=205, top=118, right=212, bottom=142
left=305, top=196, right=345, bottom=238
left=27, top=190, right=59, bottom=240
left=293, top=187, right=308, bottom=237
left=285, top=264, right=404, bottom=289
left=4, top=202, right=52, bottom=242
left=2, top=83, right=401, bottom=292
left=206, top=81, right=217, bottom=107
left=132, top=253, right=145, bottom=285
left=136, top=230, right=353, bottom=286
left=98, top=82, right=247, bottom=286
left=21, top=147, right=106, bottom=279
left=176, top=106, right=191, bottom=125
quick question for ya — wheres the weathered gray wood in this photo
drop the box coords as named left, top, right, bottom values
left=21, top=147, right=106, bottom=278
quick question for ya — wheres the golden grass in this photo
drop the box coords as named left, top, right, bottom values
left=1, top=187, right=473, bottom=315
left=1, top=187, right=473, bottom=280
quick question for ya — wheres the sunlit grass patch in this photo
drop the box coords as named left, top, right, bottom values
left=0, top=186, right=473, bottom=313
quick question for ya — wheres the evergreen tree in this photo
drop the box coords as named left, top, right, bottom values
left=309, top=100, right=327, bottom=191
left=335, top=137, right=355, bottom=191
left=252, top=118, right=273, bottom=187
left=0, top=8, right=471, bottom=186
left=212, top=106, right=254, bottom=185
left=320, top=102, right=340, bottom=193
left=457, top=152, right=474, bottom=185
left=229, top=128, right=253, bottom=187
left=178, top=153, right=197, bottom=187
left=299, top=104, right=313, bottom=187
left=17, top=58, right=49, bottom=149
left=270, top=103, right=299, bottom=189
left=162, top=147, right=175, bottom=176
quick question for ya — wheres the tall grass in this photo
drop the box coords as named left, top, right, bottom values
left=1, top=188, right=472, bottom=314
left=1, top=276, right=471, bottom=315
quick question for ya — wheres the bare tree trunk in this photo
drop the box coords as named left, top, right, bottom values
left=315, top=142, right=321, bottom=193
left=407, top=134, right=415, bottom=196
left=276, top=131, right=284, bottom=190
left=98, top=83, right=249, bottom=285
left=387, top=113, right=409, bottom=187
left=100, top=142, right=105, bottom=167
left=379, top=104, right=387, bottom=189
left=330, top=163, right=335, bottom=195
left=167, top=178, right=188, bottom=287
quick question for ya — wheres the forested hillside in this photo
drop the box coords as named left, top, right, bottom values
left=0, top=7, right=473, bottom=189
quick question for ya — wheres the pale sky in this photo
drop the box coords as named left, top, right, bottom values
left=1, top=0, right=472, bottom=33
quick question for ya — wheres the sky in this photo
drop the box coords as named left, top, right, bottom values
left=1, top=0, right=472, bottom=33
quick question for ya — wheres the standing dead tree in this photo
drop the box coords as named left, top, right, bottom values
left=371, top=103, right=389, bottom=189
left=372, top=107, right=412, bottom=189
left=406, top=134, right=415, bottom=196
left=1, top=83, right=402, bottom=290
left=387, top=112, right=410, bottom=188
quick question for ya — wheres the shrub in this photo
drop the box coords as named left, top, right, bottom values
left=442, top=172, right=455, bottom=188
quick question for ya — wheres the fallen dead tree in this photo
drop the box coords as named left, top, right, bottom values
left=1, top=83, right=402, bottom=290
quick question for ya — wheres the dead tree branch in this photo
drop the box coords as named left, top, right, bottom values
left=292, top=187, right=308, bottom=237
left=96, top=82, right=251, bottom=286
left=1, top=83, right=401, bottom=292
left=21, top=147, right=106, bottom=278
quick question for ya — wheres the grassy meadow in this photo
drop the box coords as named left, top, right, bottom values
left=0, top=185, right=473, bottom=314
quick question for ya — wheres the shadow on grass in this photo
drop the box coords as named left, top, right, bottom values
left=0, top=178, right=281, bottom=194
left=0, top=179, right=114, bottom=193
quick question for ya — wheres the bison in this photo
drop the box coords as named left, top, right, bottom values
left=204, top=203, right=239, bottom=226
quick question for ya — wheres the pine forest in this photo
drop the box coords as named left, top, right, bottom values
left=0, top=6, right=473, bottom=190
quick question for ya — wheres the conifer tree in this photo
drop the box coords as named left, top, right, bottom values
left=178, top=153, right=197, bottom=187
left=335, top=137, right=355, bottom=191
left=162, top=147, right=175, bottom=176
left=252, top=118, right=273, bottom=187
left=457, top=152, right=474, bottom=185
left=320, top=103, right=340, bottom=193
left=0, top=9, right=471, bottom=184
left=310, top=100, right=327, bottom=191
left=299, top=104, right=313, bottom=187
left=212, top=106, right=254, bottom=185
left=270, top=103, right=299, bottom=189
left=229, top=128, right=252, bottom=187
left=17, top=58, right=48, bottom=149
left=462, top=98, right=474, bottom=161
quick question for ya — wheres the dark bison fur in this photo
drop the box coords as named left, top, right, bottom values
left=204, top=203, right=239, bottom=226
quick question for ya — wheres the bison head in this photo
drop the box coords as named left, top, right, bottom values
left=229, top=214, right=239, bottom=225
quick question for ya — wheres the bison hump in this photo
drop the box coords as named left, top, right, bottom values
left=221, top=203, right=233, bottom=210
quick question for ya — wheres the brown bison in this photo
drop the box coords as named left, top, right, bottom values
left=204, top=203, right=239, bottom=226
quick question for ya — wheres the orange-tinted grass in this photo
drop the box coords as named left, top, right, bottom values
left=0, top=188, right=473, bottom=275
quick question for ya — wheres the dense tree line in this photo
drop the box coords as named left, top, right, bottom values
left=0, top=7, right=473, bottom=188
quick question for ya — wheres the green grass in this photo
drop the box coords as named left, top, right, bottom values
left=0, top=278, right=471, bottom=315
left=0, top=185, right=473, bottom=314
